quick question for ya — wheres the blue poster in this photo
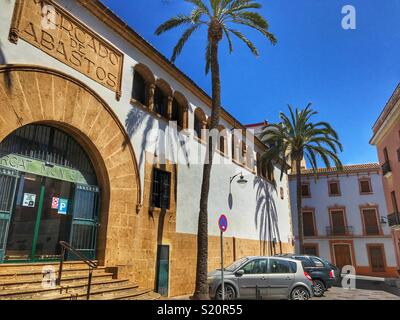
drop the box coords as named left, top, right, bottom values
left=58, top=198, right=68, bottom=215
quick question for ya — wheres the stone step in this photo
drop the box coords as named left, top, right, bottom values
left=123, top=291, right=161, bottom=300
left=0, top=261, right=96, bottom=272
left=0, top=266, right=108, bottom=282
left=0, top=272, right=114, bottom=291
left=89, top=287, right=152, bottom=300
left=0, top=278, right=130, bottom=300
left=51, top=283, right=144, bottom=300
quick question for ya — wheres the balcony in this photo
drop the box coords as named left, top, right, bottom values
left=388, top=212, right=400, bottom=227
left=381, top=161, right=392, bottom=177
left=326, top=226, right=354, bottom=236
left=365, top=226, right=381, bottom=236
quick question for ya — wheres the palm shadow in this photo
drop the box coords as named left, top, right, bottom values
left=254, top=176, right=281, bottom=256
left=122, top=105, right=151, bottom=170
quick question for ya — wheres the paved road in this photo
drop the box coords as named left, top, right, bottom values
left=168, top=287, right=400, bottom=300
left=314, top=286, right=400, bottom=300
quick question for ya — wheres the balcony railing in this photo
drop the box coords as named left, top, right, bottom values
left=382, top=161, right=392, bottom=177
left=388, top=212, right=400, bottom=227
left=365, top=226, right=381, bottom=235
left=326, top=226, right=354, bottom=236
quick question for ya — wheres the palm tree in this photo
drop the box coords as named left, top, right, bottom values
left=155, top=0, right=276, bottom=299
left=259, top=104, right=343, bottom=254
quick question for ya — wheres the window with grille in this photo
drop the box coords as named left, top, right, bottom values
left=360, top=179, right=372, bottom=194
left=328, top=181, right=340, bottom=196
left=151, top=169, right=171, bottom=209
left=303, top=246, right=318, bottom=257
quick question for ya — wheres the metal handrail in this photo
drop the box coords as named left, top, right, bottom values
left=326, top=226, right=354, bottom=236
left=57, top=241, right=98, bottom=300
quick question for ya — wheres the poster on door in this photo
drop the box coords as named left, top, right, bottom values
left=22, top=193, right=36, bottom=207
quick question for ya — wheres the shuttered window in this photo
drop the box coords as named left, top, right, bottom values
left=301, top=184, right=311, bottom=197
left=368, top=245, right=385, bottom=272
left=152, top=169, right=171, bottom=209
left=362, top=208, right=380, bottom=235
left=303, top=211, right=316, bottom=236
left=360, top=179, right=372, bottom=194
left=328, top=181, right=340, bottom=196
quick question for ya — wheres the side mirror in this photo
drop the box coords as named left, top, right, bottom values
left=235, top=269, right=244, bottom=277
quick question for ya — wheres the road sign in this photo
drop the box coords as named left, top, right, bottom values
left=218, top=214, right=228, bottom=233
left=57, top=198, right=68, bottom=215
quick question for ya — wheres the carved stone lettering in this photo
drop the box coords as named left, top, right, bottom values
left=10, top=0, right=123, bottom=99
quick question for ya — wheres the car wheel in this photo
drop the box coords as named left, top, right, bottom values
left=216, top=284, right=236, bottom=300
left=312, top=280, right=325, bottom=297
left=290, top=286, right=310, bottom=300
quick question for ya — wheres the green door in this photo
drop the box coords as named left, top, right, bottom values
left=0, top=168, right=19, bottom=262
left=69, top=185, right=100, bottom=260
left=156, top=245, right=170, bottom=297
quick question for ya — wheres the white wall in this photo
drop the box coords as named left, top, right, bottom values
left=0, top=0, right=293, bottom=243
left=289, top=170, right=397, bottom=267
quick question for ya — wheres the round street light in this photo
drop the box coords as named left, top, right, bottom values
left=236, top=175, right=248, bottom=188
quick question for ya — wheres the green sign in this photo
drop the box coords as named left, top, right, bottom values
left=0, top=153, right=88, bottom=184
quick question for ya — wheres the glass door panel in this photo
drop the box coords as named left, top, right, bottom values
left=0, top=168, right=19, bottom=261
left=35, top=178, right=73, bottom=259
left=5, top=174, right=42, bottom=260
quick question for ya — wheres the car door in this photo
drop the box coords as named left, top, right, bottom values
left=237, top=259, right=268, bottom=299
left=266, top=258, right=296, bottom=299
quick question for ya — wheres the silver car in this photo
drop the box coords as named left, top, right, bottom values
left=208, top=256, right=314, bottom=300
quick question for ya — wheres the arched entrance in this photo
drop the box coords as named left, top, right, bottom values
left=0, top=65, right=141, bottom=269
left=0, top=124, right=100, bottom=262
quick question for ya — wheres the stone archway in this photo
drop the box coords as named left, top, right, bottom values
left=0, top=65, right=141, bottom=271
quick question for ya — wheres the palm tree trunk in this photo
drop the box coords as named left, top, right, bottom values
left=295, top=159, right=304, bottom=254
left=193, top=36, right=221, bottom=300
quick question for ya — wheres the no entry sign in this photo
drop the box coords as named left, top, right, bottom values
left=218, top=214, right=228, bottom=233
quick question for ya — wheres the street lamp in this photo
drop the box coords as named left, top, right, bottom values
left=228, top=172, right=248, bottom=209
left=230, top=172, right=248, bottom=189
left=380, top=216, right=388, bottom=225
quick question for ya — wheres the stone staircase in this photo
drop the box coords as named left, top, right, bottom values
left=0, top=262, right=160, bottom=300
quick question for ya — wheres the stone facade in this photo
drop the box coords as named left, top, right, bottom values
left=370, top=83, right=400, bottom=274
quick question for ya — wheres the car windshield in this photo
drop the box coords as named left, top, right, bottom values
left=225, top=257, right=249, bottom=272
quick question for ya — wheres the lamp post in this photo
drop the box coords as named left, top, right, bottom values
left=221, top=172, right=247, bottom=300
left=228, top=172, right=248, bottom=210
left=230, top=172, right=248, bottom=188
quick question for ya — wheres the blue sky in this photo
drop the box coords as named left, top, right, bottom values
left=102, top=0, right=400, bottom=165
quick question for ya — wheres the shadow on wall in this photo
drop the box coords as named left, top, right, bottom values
left=0, top=41, right=12, bottom=90
left=254, top=176, right=281, bottom=256
left=123, top=105, right=152, bottom=170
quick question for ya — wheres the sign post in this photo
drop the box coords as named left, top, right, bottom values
left=218, top=214, right=228, bottom=300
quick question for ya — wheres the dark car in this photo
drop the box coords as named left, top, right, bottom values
left=277, top=254, right=336, bottom=297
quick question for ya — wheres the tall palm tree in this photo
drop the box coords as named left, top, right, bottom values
left=155, top=0, right=276, bottom=299
left=259, top=104, right=343, bottom=254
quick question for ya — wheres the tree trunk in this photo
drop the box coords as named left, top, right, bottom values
left=193, top=36, right=221, bottom=300
left=295, top=159, right=304, bottom=254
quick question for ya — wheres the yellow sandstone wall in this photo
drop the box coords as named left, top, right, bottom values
left=130, top=152, right=294, bottom=297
